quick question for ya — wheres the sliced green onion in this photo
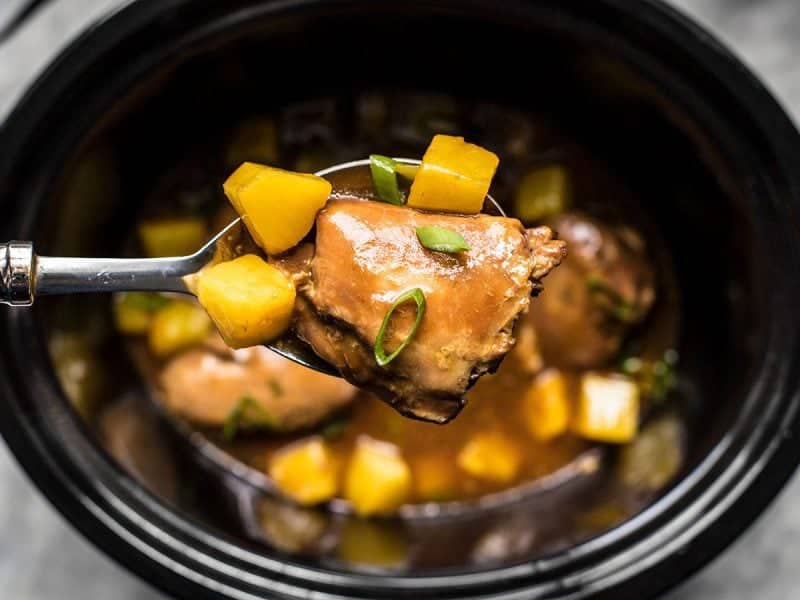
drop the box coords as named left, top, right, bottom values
left=394, top=163, right=419, bottom=181
left=586, top=275, right=638, bottom=323
left=416, top=226, right=470, bottom=253
left=374, top=288, right=426, bottom=367
left=223, top=395, right=278, bottom=441
left=369, top=154, right=404, bottom=205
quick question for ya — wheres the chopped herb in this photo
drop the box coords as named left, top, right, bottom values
left=223, top=395, right=279, bottom=441
left=374, top=288, right=426, bottom=367
left=416, top=226, right=470, bottom=254
left=619, top=349, right=679, bottom=403
left=120, top=291, right=170, bottom=313
left=586, top=276, right=639, bottom=323
left=649, top=351, right=679, bottom=401
left=369, top=154, right=404, bottom=205
left=320, top=417, right=350, bottom=441
left=267, top=378, right=284, bottom=397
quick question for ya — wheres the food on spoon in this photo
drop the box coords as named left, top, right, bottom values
left=268, top=437, right=339, bottom=505
left=159, top=334, right=356, bottom=431
left=520, top=368, right=570, bottom=441
left=204, top=136, right=564, bottom=422
left=344, top=436, right=411, bottom=516
left=415, top=225, right=470, bottom=253
left=369, top=154, right=405, bottom=205
left=148, top=300, right=212, bottom=358
left=223, top=162, right=331, bottom=255
left=278, top=200, right=565, bottom=422
left=138, top=217, right=207, bottom=258
left=572, top=373, right=639, bottom=443
left=407, top=134, right=499, bottom=214
left=195, top=254, right=296, bottom=348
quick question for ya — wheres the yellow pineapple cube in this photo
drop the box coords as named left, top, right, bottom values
left=514, top=165, right=569, bottom=223
left=138, top=217, right=207, bottom=258
left=268, top=437, right=338, bottom=505
left=573, top=373, right=639, bottom=443
left=457, top=432, right=520, bottom=483
left=407, top=135, right=499, bottom=214
left=344, top=436, right=411, bottom=516
left=521, top=368, right=570, bottom=441
left=148, top=300, right=212, bottom=357
left=195, top=254, right=296, bottom=348
left=113, top=292, right=164, bottom=335
left=223, top=162, right=331, bottom=255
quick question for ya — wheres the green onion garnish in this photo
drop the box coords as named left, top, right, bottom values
left=369, top=154, right=404, bottom=205
left=223, top=395, right=278, bottom=441
left=374, top=288, right=426, bottom=367
left=586, top=275, right=638, bottom=322
left=416, top=226, right=470, bottom=254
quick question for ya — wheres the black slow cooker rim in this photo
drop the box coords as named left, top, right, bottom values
left=1, top=1, right=800, bottom=599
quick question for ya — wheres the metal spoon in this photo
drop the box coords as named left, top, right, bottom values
left=0, top=158, right=504, bottom=374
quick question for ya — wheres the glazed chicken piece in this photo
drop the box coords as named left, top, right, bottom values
left=526, top=211, right=655, bottom=369
left=276, top=198, right=566, bottom=423
left=160, top=333, right=357, bottom=431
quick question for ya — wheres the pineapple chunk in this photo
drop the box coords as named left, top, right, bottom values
left=113, top=292, right=169, bottom=335
left=407, top=135, right=499, bottom=214
left=521, top=368, right=570, bottom=441
left=268, top=437, right=338, bottom=505
left=514, top=165, right=569, bottom=223
left=138, top=217, right=207, bottom=258
left=457, top=432, right=521, bottom=483
left=148, top=300, right=212, bottom=358
left=195, top=254, right=296, bottom=349
left=344, top=436, right=411, bottom=516
left=223, top=162, right=331, bottom=255
left=573, top=373, right=639, bottom=443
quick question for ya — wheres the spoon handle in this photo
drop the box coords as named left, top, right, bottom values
left=1, top=241, right=198, bottom=306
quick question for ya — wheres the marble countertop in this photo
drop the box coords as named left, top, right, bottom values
left=1, top=1, right=799, bottom=598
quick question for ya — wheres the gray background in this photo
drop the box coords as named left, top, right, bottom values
left=1, top=0, right=799, bottom=598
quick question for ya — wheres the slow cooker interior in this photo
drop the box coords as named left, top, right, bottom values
left=32, top=4, right=763, bottom=576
